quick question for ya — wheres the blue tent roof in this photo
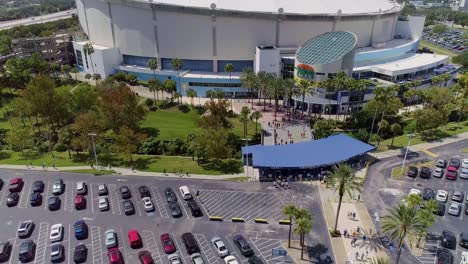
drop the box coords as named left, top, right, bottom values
left=242, top=133, right=375, bottom=168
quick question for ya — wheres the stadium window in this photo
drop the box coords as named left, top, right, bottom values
left=76, top=50, right=83, bottom=67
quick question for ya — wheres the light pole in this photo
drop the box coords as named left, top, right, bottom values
left=400, top=133, right=415, bottom=175
left=88, top=133, right=99, bottom=170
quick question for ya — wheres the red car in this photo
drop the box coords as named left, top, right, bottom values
left=128, top=230, right=142, bottom=249
left=107, top=248, right=123, bottom=264
left=160, top=233, right=176, bottom=254
left=75, top=195, right=86, bottom=210
left=446, top=166, right=458, bottom=180
left=138, top=250, right=154, bottom=264
left=8, top=178, right=23, bottom=192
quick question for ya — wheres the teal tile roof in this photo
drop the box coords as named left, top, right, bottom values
left=296, top=31, right=357, bottom=65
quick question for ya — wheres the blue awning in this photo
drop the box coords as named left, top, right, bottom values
left=242, top=133, right=375, bottom=168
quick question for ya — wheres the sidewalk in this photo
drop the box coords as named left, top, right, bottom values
left=0, top=164, right=247, bottom=180
left=374, top=131, right=468, bottom=159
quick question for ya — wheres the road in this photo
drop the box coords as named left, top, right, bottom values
left=0, top=9, right=76, bottom=31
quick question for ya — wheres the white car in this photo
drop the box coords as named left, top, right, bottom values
left=224, top=255, right=239, bottom=264
left=98, top=197, right=109, bottom=211
left=76, top=181, right=87, bottom=194
left=168, top=253, right=182, bottom=264
left=436, top=190, right=448, bottom=203
left=460, top=168, right=468, bottom=179
left=142, top=197, right=154, bottom=212
left=211, top=236, right=229, bottom=257
left=49, top=224, right=63, bottom=242
left=409, top=189, right=421, bottom=196
left=462, top=159, right=468, bottom=169
left=191, top=253, right=205, bottom=264
left=432, top=167, right=444, bottom=178
left=104, top=229, right=117, bottom=248
left=448, top=202, right=461, bottom=216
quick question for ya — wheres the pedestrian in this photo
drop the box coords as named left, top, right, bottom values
left=352, top=212, right=356, bottom=219
left=357, top=226, right=361, bottom=233
left=365, top=250, right=369, bottom=258
left=358, top=194, right=361, bottom=201
left=361, top=252, right=365, bottom=260
left=355, top=252, right=359, bottom=260
left=363, top=234, right=367, bottom=241
left=343, top=229, right=348, bottom=237
left=347, top=212, right=350, bottom=218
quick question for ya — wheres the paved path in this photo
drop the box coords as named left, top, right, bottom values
left=0, top=164, right=247, bottom=180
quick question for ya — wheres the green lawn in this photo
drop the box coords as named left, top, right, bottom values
left=224, top=177, right=249, bottom=182
left=379, top=121, right=468, bottom=150
left=419, top=40, right=459, bottom=59
left=66, top=169, right=115, bottom=175
left=0, top=151, right=89, bottom=167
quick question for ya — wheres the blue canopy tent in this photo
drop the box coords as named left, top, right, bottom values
left=242, top=133, right=375, bottom=169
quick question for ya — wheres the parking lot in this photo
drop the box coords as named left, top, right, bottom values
left=0, top=169, right=331, bottom=264
left=363, top=139, right=468, bottom=264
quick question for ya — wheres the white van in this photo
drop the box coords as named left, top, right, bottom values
left=461, top=252, right=468, bottom=264
left=179, top=186, right=192, bottom=200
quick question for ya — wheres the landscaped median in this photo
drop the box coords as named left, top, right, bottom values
left=390, top=159, right=434, bottom=180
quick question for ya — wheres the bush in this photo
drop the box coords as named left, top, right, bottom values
left=53, top=142, right=67, bottom=152
left=144, top=98, right=154, bottom=108
left=113, top=71, right=127, bottom=82
left=125, top=73, right=138, bottom=85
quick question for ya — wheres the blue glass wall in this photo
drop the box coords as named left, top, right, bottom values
left=354, top=41, right=420, bottom=64
left=217, top=60, right=254, bottom=72
left=123, top=55, right=155, bottom=67
left=161, top=58, right=213, bottom=72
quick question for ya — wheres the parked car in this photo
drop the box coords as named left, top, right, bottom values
left=139, top=186, right=151, bottom=198
left=436, top=190, right=448, bottom=203
left=18, top=240, right=35, bottom=262
left=460, top=168, right=468, bottom=179
left=138, top=250, right=154, bottom=264
left=75, top=195, right=86, bottom=210
left=160, top=233, right=176, bottom=254
left=188, top=200, right=202, bottom=217
left=462, top=159, right=468, bottom=169
left=435, top=202, right=446, bottom=216
left=437, top=248, right=453, bottom=264
left=168, top=253, right=182, bottom=264
left=30, top=192, right=42, bottom=206
left=123, top=200, right=135, bottom=215
left=32, top=180, right=44, bottom=193
left=435, top=159, right=447, bottom=168
left=433, top=167, right=444, bottom=178
left=423, top=188, right=435, bottom=200
left=74, top=220, right=88, bottom=240
left=420, top=166, right=431, bottom=179
left=449, top=158, right=461, bottom=169
left=6, top=192, right=19, bottom=207
left=119, top=186, right=131, bottom=199
left=459, top=233, right=468, bottom=249
left=9, top=178, right=23, bottom=193
left=446, top=166, right=458, bottom=180
left=248, top=256, right=265, bottom=264
left=441, top=230, right=457, bottom=249
left=169, top=202, right=182, bottom=218
left=76, top=181, right=87, bottom=195
left=211, top=236, right=229, bottom=257
left=179, top=186, right=192, bottom=200
left=232, top=235, right=254, bottom=257
left=105, top=229, right=117, bottom=249
left=18, top=220, right=34, bottom=238
left=73, top=244, right=87, bottom=263
left=181, top=233, right=199, bottom=255
left=0, top=241, right=12, bottom=262
left=142, top=197, right=154, bottom=212
left=52, top=179, right=64, bottom=195
left=224, top=255, right=239, bottom=264
left=452, top=191, right=464, bottom=202
left=50, top=242, right=64, bottom=263
left=107, top=248, right=123, bottom=264
left=448, top=202, right=461, bottom=216
left=191, top=253, right=205, bottom=264
left=165, top=187, right=177, bottom=203
left=98, top=184, right=108, bottom=196
left=49, top=224, right=63, bottom=243
left=98, top=197, right=109, bottom=211
left=409, top=189, right=421, bottom=196
left=407, top=166, right=418, bottom=178
left=48, top=196, right=61, bottom=211
left=128, top=230, right=142, bottom=249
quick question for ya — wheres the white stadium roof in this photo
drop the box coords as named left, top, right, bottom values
left=151, top=0, right=402, bottom=15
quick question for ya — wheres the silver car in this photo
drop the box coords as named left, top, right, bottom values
left=98, top=197, right=109, bottom=211
left=168, top=253, right=181, bottom=264
left=432, top=167, right=443, bottom=178
left=191, top=253, right=205, bottom=264
left=460, top=168, right=468, bottom=179
left=448, top=202, right=461, bottom=216
left=211, top=236, right=229, bottom=257
left=104, top=229, right=117, bottom=248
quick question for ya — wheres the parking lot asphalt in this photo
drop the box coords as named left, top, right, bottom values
left=0, top=168, right=332, bottom=264
left=363, top=139, right=468, bottom=264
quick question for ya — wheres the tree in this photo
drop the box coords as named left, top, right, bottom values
left=295, top=79, right=315, bottom=115
left=453, top=51, right=468, bottom=68
left=239, top=106, right=251, bottom=139
left=295, top=217, right=313, bottom=260
left=82, top=43, right=95, bottom=74
left=92, top=73, right=101, bottom=84
left=186, top=89, right=197, bottom=106
left=148, top=78, right=161, bottom=102
left=376, top=119, right=389, bottom=146
left=193, top=128, right=232, bottom=161
left=269, top=76, right=293, bottom=121
left=6, top=126, right=33, bottom=156
left=71, top=67, right=79, bottom=81
left=174, top=92, right=182, bottom=105
left=327, top=164, right=361, bottom=233
left=58, top=125, right=74, bottom=159
left=382, top=203, right=426, bottom=264
left=282, top=204, right=298, bottom=248
left=198, top=99, right=231, bottom=130
left=71, top=84, right=97, bottom=113
left=370, top=257, right=392, bottom=264
left=71, top=111, right=103, bottom=152
left=147, top=58, right=158, bottom=80
left=60, top=64, right=71, bottom=80
left=432, top=24, right=448, bottom=35
left=332, top=71, right=348, bottom=120
left=313, top=119, right=336, bottom=139
left=250, top=111, right=262, bottom=135
left=171, top=58, right=183, bottom=94
left=108, top=126, right=146, bottom=164
left=389, top=123, right=403, bottom=148
left=84, top=73, right=92, bottom=84
left=225, top=63, right=235, bottom=111
left=240, top=67, right=257, bottom=109
left=163, top=79, right=176, bottom=101
left=257, top=71, right=272, bottom=110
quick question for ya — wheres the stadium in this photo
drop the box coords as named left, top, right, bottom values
left=73, top=0, right=458, bottom=113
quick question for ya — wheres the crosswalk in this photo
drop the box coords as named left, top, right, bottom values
left=90, top=226, right=104, bottom=264
left=34, top=222, right=49, bottom=264
left=151, top=187, right=169, bottom=218
left=195, top=234, right=219, bottom=264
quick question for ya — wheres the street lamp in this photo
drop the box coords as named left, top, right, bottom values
left=400, top=133, right=415, bottom=175
left=88, top=133, right=99, bottom=170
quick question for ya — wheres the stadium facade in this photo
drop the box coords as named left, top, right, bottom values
left=73, top=0, right=457, bottom=113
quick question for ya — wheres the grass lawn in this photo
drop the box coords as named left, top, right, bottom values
left=0, top=151, right=89, bottom=167
left=419, top=40, right=459, bottom=59
left=391, top=160, right=434, bottom=180
left=461, top=148, right=468, bottom=153
left=141, top=104, right=258, bottom=141
left=66, top=169, right=115, bottom=176
left=379, top=121, right=468, bottom=150
left=224, top=177, right=249, bottom=182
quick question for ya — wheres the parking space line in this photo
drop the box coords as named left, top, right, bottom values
left=219, top=193, right=264, bottom=219
left=174, top=192, right=190, bottom=219
left=90, top=183, right=95, bottom=214
left=90, top=226, right=103, bottom=264
left=213, top=193, right=249, bottom=217
left=8, top=237, right=17, bottom=264
left=0, top=184, right=9, bottom=207
left=206, top=191, right=240, bottom=213
left=141, top=230, right=162, bottom=264
left=19, top=180, right=32, bottom=208
left=224, top=236, right=245, bottom=262
left=235, top=193, right=275, bottom=221
left=194, top=234, right=219, bottom=264
left=34, top=222, right=49, bottom=264
left=250, top=238, right=293, bottom=264
left=201, top=191, right=232, bottom=211
left=64, top=181, right=74, bottom=212
left=258, top=199, right=284, bottom=221
left=199, top=191, right=223, bottom=206
left=43, top=181, right=51, bottom=210
left=151, top=187, right=169, bottom=218
left=119, top=228, right=130, bottom=264
left=67, top=224, right=71, bottom=264
left=108, top=184, right=121, bottom=215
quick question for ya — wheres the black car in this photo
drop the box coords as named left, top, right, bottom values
left=48, top=196, right=61, bottom=211
left=74, top=220, right=88, bottom=240
left=248, top=256, right=265, bottom=264
left=460, top=233, right=468, bottom=249
left=73, top=244, right=87, bottom=263
left=233, top=235, right=254, bottom=257
left=32, top=180, right=44, bottom=193
left=6, top=192, right=19, bottom=207
left=120, top=186, right=131, bottom=199
left=18, top=240, right=35, bottom=262
left=181, top=233, right=200, bottom=255
left=18, top=221, right=34, bottom=238
left=422, top=188, right=435, bottom=200
left=30, top=193, right=42, bottom=206
left=437, top=248, right=453, bottom=264
left=139, top=186, right=151, bottom=198
left=123, top=200, right=135, bottom=215
left=0, top=178, right=3, bottom=191
left=449, top=158, right=461, bottom=169
left=50, top=242, right=64, bottom=263
left=0, top=241, right=12, bottom=262
left=187, top=200, right=202, bottom=217
left=165, top=187, right=177, bottom=203
left=407, top=166, right=418, bottom=178
left=169, top=202, right=182, bottom=218
left=420, top=166, right=431, bottom=179
left=441, top=230, right=456, bottom=250
left=435, top=202, right=446, bottom=216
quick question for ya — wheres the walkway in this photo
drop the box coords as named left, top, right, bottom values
left=0, top=164, right=247, bottom=180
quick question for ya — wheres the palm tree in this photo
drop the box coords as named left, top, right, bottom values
left=71, top=67, right=79, bottom=81
left=369, top=85, right=396, bottom=143
left=270, top=76, right=293, bottom=121
left=382, top=203, right=426, bottom=264
left=225, top=63, right=235, bottom=111
left=240, top=67, right=257, bottom=109
left=282, top=204, right=298, bottom=248
left=82, top=43, right=95, bottom=75
left=206, top=89, right=214, bottom=101
left=61, top=64, right=71, bottom=80
left=390, top=123, right=403, bottom=148
left=376, top=119, right=389, bottom=146
left=147, top=58, right=158, bottom=79
left=343, top=78, right=356, bottom=119
left=240, top=106, right=251, bottom=138
left=250, top=111, right=262, bottom=135
left=92, top=73, right=101, bottom=84
left=174, top=92, right=182, bottom=105
left=214, top=89, right=224, bottom=101
left=186, top=89, right=197, bottom=106
left=333, top=71, right=348, bottom=120
left=257, top=71, right=271, bottom=110
left=84, top=73, right=92, bottom=84
left=163, top=79, right=176, bottom=102
left=148, top=78, right=160, bottom=101
left=431, top=75, right=442, bottom=87
left=171, top=58, right=183, bottom=93
left=294, top=217, right=313, bottom=260
left=295, top=79, right=315, bottom=115
left=327, top=164, right=361, bottom=232
left=370, top=257, right=392, bottom=264
left=321, top=78, right=335, bottom=119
